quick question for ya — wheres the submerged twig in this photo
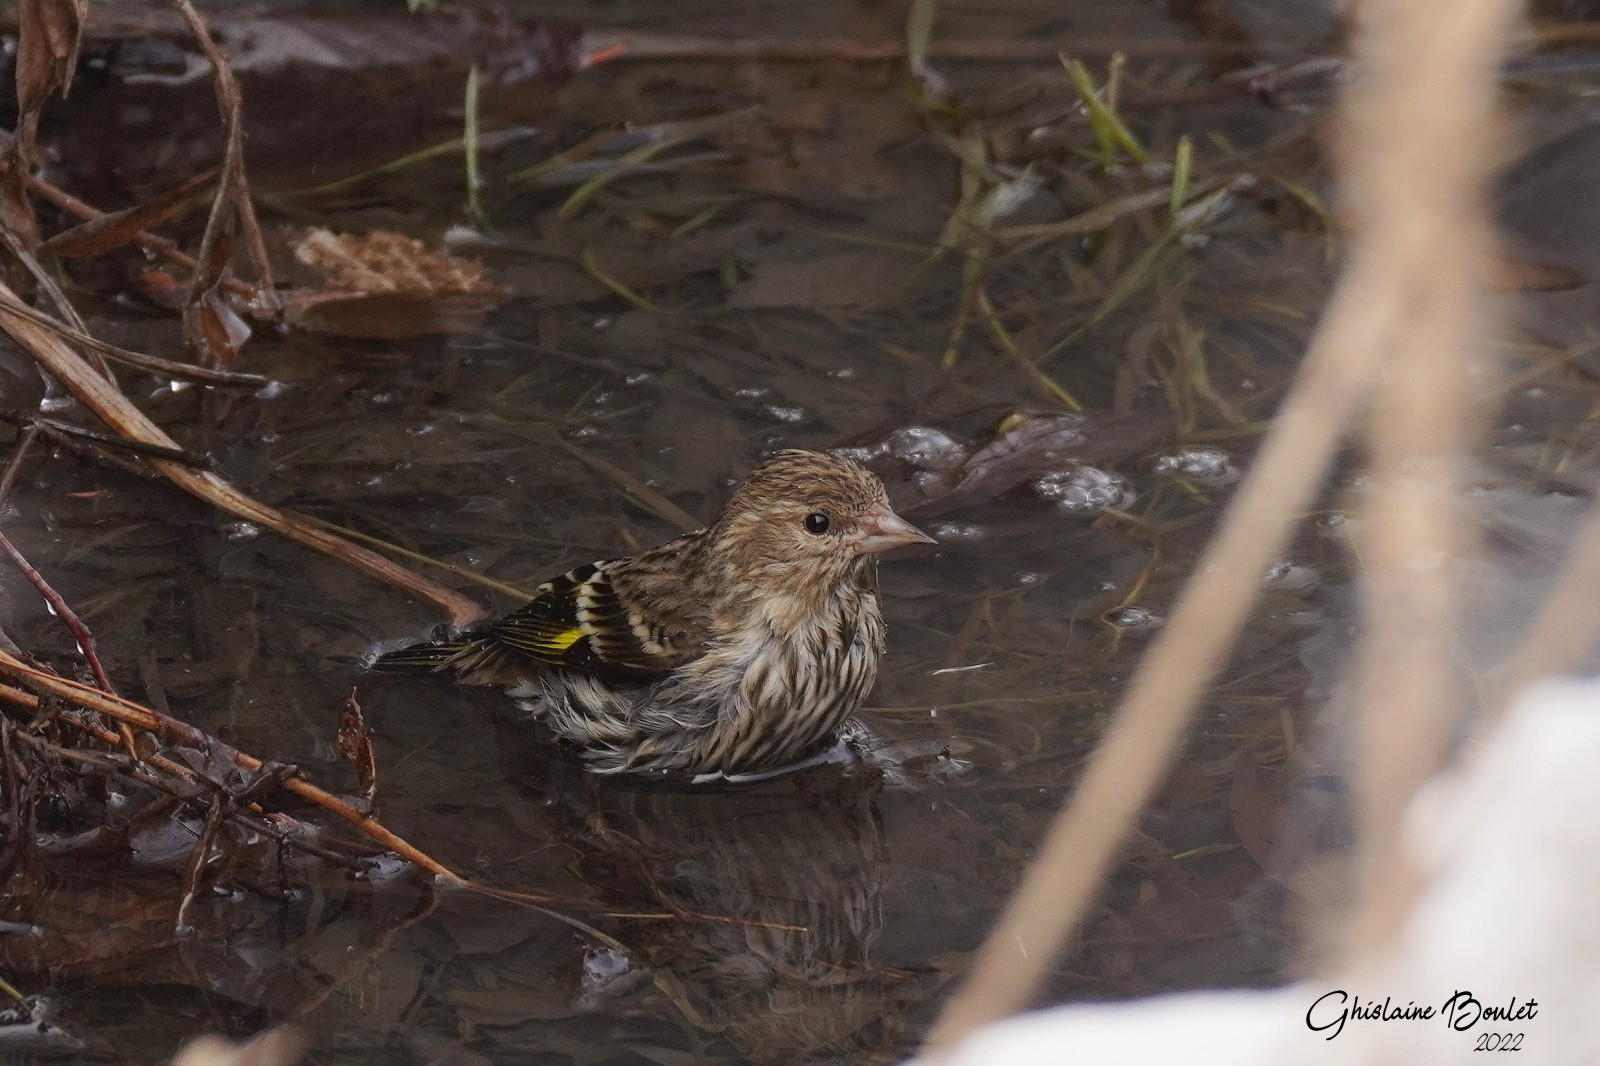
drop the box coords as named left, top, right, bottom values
left=579, top=31, right=1267, bottom=67
left=173, top=794, right=228, bottom=935
left=0, top=532, right=115, bottom=695
left=0, top=651, right=465, bottom=882
left=287, top=510, right=535, bottom=602
left=0, top=422, right=40, bottom=508
left=0, top=297, right=269, bottom=388
left=1, top=411, right=216, bottom=470
left=0, top=423, right=122, bottom=716
left=560, top=442, right=701, bottom=532
left=0, top=275, right=485, bottom=625
left=18, top=171, right=269, bottom=312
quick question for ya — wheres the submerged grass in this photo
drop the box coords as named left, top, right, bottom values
left=578, top=247, right=656, bottom=310
left=1064, top=55, right=1150, bottom=169
left=464, top=65, right=486, bottom=225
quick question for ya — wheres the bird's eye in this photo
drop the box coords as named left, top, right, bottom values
left=804, top=512, right=831, bottom=535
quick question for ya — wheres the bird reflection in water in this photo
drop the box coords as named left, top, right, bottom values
left=497, top=721, right=920, bottom=1063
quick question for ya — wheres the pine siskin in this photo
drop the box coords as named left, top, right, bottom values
left=369, top=450, right=933, bottom=781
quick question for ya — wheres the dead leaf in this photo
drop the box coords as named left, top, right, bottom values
left=42, top=169, right=217, bottom=259
left=173, top=0, right=279, bottom=367
left=334, top=690, right=378, bottom=813
left=14, top=0, right=87, bottom=116
left=283, top=229, right=511, bottom=338
left=129, top=269, right=190, bottom=311
left=186, top=286, right=253, bottom=369
left=3, top=0, right=89, bottom=252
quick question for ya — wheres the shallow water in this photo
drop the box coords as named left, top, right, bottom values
left=4, top=0, right=1600, bottom=1061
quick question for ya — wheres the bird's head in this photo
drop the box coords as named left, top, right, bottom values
left=703, top=450, right=933, bottom=615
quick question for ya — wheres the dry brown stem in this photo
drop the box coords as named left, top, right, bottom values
left=0, top=650, right=465, bottom=882
left=20, top=171, right=270, bottom=312
left=0, top=278, right=485, bottom=626
left=170, top=0, right=278, bottom=327
left=0, top=295, right=267, bottom=387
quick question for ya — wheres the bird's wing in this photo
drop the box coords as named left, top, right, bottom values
left=487, top=561, right=688, bottom=680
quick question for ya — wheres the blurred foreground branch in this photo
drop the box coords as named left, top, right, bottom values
left=925, top=0, right=1519, bottom=1047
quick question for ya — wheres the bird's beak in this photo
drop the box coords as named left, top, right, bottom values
left=857, top=502, right=936, bottom=554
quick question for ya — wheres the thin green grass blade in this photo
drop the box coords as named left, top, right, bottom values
left=580, top=248, right=656, bottom=311
left=1170, top=135, right=1193, bottom=219
left=1063, top=56, right=1150, bottom=167
left=464, top=66, right=485, bottom=225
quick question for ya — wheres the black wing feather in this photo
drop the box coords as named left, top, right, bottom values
left=488, top=562, right=679, bottom=681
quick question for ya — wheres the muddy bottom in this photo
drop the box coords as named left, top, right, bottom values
left=3, top=0, right=1599, bottom=1062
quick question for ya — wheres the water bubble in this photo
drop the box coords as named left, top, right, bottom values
left=581, top=946, right=633, bottom=992
left=885, top=426, right=965, bottom=470
left=404, top=423, right=436, bottom=437
left=591, top=317, right=612, bottom=330
left=369, top=390, right=399, bottom=407
left=733, top=386, right=771, bottom=400
left=928, top=522, right=984, bottom=541
left=257, top=430, right=281, bottom=445
left=1015, top=572, right=1040, bottom=586
left=828, top=366, right=860, bottom=380
left=1103, top=605, right=1164, bottom=631
left=1314, top=511, right=1352, bottom=539
left=1032, top=465, right=1135, bottom=514
left=1150, top=446, right=1239, bottom=486
left=1264, top=561, right=1318, bottom=592
left=624, top=371, right=654, bottom=386
left=567, top=425, right=600, bottom=440
left=764, top=404, right=806, bottom=424
left=832, top=443, right=887, bottom=463
left=222, top=521, right=261, bottom=542
left=359, top=855, right=411, bottom=883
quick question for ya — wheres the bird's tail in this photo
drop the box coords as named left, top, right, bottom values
left=364, top=636, right=473, bottom=674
